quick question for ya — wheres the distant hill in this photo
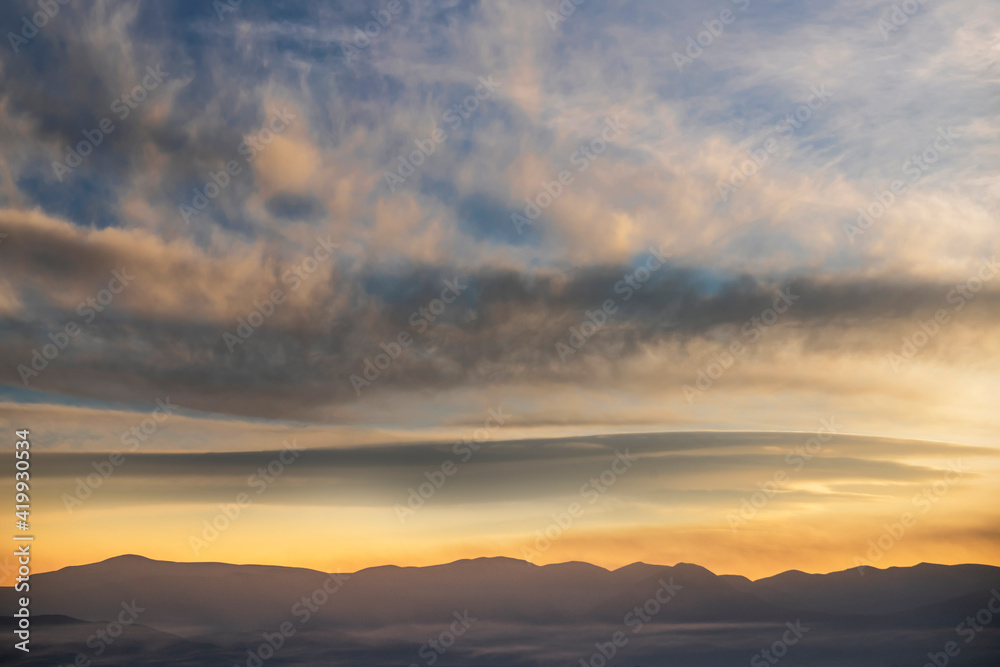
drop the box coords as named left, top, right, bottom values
left=2, top=556, right=998, bottom=666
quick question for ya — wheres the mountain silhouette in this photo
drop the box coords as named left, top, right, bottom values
left=3, top=556, right=999, bottom=665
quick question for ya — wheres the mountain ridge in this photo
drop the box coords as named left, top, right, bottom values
left=3, top=557, right=998, bottom=666
left=33, top=552, right=1000, bottom=581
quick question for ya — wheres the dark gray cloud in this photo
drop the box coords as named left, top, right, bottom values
left=36, top=431, right=987, bottom=509
left=2, top=218, right=998, bottom=419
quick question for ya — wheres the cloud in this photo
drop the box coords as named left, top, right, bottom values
left=2, top=202, right=999, bottom=426
left=0, top=0, right=996, bottom=446
left=21, top=428, right=1000, bottom=577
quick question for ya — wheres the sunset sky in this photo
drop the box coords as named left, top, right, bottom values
left=1, top=0, right=998, bottom=583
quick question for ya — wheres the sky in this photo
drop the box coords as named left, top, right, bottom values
left=0, top=0, right=998, bottom=581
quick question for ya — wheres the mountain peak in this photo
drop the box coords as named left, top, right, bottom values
left=99, top=554, right=156, bottom=564
left=671, top=561, right=718, bottom=577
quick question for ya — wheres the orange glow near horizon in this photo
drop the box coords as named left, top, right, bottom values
left=9, top=490, right=999, bottom=584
